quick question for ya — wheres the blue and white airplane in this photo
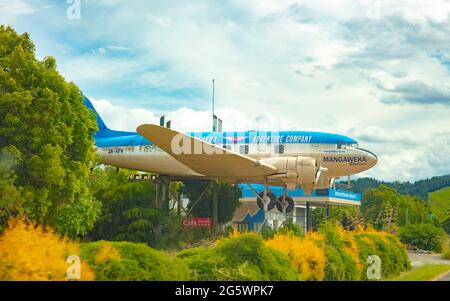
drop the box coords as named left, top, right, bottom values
left=84, top=97, right=377, bottom=212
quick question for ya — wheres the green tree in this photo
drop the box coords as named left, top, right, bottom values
left=0, top=151, right=23, bottom=232
left=361, top=185, right=430, bottom=230
left=89, top=167, right=188, bottom=248
left=0, top=25, right=100, bottom=236
left=183, top=180, right=242, bottom=224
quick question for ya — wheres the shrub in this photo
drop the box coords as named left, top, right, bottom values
left=354, top=232, right=409, bottom=279
left=399, top=223, right=446, bottom=252
left=80, top=241, right=190, bottom=280
left=0, top=218, right=94, bottom=280
left=178, top=233, right=299, bottom=280
left=266, top=232, right=325, bottom=280
left=442, top=217, right=450, bottom=235
left=440, top=236, right=450, bottom=260
left=318, top=222, right=360, bottom=280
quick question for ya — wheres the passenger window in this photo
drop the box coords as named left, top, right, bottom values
left=240, top=145, right=249, bottom=154
left=274, top=144, right=285, bottom=154
left=223, top=145, right=231, bottom=151
left=257, top=142, right=265, bottom=152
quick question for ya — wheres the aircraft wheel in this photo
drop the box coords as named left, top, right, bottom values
left=256, top=190, right=276, bottom=211
left=276, top=196, right=294, bottom=213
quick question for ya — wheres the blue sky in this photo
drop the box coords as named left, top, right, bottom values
left=1, top=0, right=450, bottom=181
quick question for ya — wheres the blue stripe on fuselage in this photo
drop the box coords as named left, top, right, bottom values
left=94, top=130, right=357, bottom=148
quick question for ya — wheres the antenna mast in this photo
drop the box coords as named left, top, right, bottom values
left=212, top=78, right=215, bottom=131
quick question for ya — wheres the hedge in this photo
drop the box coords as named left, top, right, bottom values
left=265, top=223, right=410, bottom=281
left=177, top=233, right=299, bottom=280
left=80, top=241, right=190, bottom=280
left=399, top=223, right=446, bottom=252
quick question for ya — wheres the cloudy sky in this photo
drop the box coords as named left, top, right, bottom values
left=1, top=0, right=450, bottom=181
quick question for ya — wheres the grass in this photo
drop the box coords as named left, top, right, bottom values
left=428, top=187, right=450, bottom=222
left=390, top=264, right=450, bottom=281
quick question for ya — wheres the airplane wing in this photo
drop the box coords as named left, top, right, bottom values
left=137, top=124, right=277, bottom=180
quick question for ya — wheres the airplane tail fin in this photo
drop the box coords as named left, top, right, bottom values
left=83, top=96, right=109, bottom=132
left=83, top=95, right=136, bottom=139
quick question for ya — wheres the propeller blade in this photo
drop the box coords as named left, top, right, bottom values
left=315, top=166, right=328, bottom=183
left=330, top=177, right=335, bottom=188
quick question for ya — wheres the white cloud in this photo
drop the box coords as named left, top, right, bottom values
left=348, top=126, right=418, bottom=145
left=0, top=0, right=34, bottom=15
left=90, top=98, right=292, bottom=133
left=90, top=98, right=158, bottom=131
left=6, top=0, right=450, bottom=181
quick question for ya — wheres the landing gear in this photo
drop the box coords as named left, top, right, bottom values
left=276, top=186, right=294, bottom=213
left=276, top=195, right=294, bottom=213
left=246, top=180, right=276, bottom=211
left=256, top=190, right=276, bottom=211
left=247, top=181, right=294, bottom=213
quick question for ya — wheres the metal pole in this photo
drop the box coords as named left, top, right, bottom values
left=306, top=202, right=310, bottom=232
left=212, top=79, right=215, bottom=131
left=212, top=181, right=219, bottom=233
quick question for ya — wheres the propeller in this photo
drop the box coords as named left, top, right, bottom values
left=315, top=165, right=328, bottom=183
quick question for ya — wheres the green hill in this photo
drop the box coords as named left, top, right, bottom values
left=340, top=174, right=450, bottom=201
left=428, top=187, right=450, bottom=222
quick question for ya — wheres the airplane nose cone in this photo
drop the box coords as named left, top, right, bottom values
left=354, top=147, right=378, bottom=170
left=365, top=150, right=378, bottom=168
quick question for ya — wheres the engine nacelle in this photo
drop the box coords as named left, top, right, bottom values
left=262, top=156, right=317, bottom=190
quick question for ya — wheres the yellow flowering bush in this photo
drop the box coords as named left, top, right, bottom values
left=0, top=218, right=95, bottom=280
left=228, top=225, right=241, bottom=239
left=265, top=223, right=409, bottom=280
left=335, top=225, right=364, bottom=275
left=266, top=232, right=326, bottom=280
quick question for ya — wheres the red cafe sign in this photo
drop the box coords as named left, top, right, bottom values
left=182, top=217, right=213, bottom=228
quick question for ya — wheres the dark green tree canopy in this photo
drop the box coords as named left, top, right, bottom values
left=183, top=180, right=242, bottom=224
left=361, top=185, right=430, bottom=230
left=0, top=25, right=100, bottom=236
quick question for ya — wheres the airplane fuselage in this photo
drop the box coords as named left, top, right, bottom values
left=94, top=130, right=377, bottom=188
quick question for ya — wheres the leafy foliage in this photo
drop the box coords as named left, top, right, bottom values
left=346, top=175, right=450, bottom=201
left=80, top=240, right=190, bottom=280
left=443, top=217, right=450, bottom=235
left=399, top=223, right=446, bottom=252
left=178, top=233, right=299, bottom=280
left=266, top=232, right=326, bottom=280
left=0, top=152, right=23, bottom=231
left=264, top=223, right=409, bottom=280
left=88, top=167, right=209, bottom=249
left=361, top=185, right=430, bottom=230
left=183, top=180, right=242, bottom=224
left=260, top=220, right=304, bottom=240
left=428, top=187, right=450, bottom=223
left=0, top=218, right=95, bottom=280
left=89, top=168, right=161, bottom=245
left=317, top=223, right=361, bottom=280
left=0, top=25, right=100, bottom=237
left=312, top=206, right=364, bottom=231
